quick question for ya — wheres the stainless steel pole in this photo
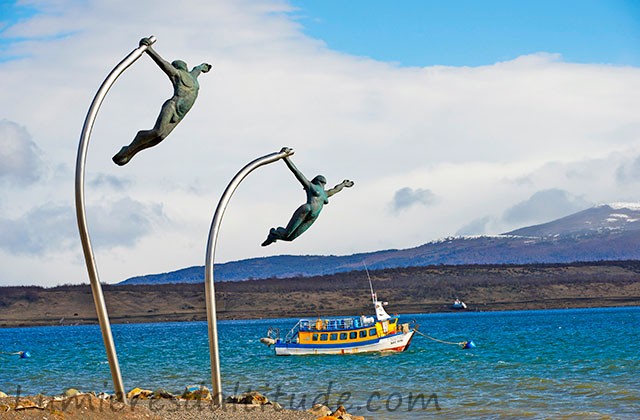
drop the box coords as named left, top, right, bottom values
left=74, top=35, right=156, bottom=403
left=205, top=147, right=294, bottom=405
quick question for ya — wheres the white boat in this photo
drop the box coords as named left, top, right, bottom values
left=451, top=299, right=467, bottom=310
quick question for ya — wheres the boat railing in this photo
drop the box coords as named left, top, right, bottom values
left=327, top=318, right=355, bottom=330
left=296, top=316, right=377, bottom=332
left=266, top=327, right=280, bottom=340
left=284, top=320, right=304, bottom=343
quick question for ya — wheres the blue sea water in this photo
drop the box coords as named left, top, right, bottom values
left=1, top=307, right=639, bottom=419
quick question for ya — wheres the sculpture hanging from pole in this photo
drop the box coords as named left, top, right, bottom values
left=76, top=35, right=160, bottom=403
left=113, top=37, right=212, bottom=166
left=76, top=35, right=211, bottom=403
left=205, top=147, right=295, bottom=405
left=262, top=147, right=354, bottom=246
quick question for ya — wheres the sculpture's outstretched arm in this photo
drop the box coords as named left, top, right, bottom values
left=191, top=63, right=212, bottom=78
left=281, top=150, right=310, bottom=189
left=326, top=179, right=354, bottom=197
left=140, top=38, right=178, bottom=77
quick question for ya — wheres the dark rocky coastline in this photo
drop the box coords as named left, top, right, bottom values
left=2, top=261, right=639, bottom=328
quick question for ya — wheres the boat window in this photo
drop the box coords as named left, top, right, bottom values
left=312, top=334, right=318, bottom=341
left=349, top=332, right=357, bottom=339
left=320, top=333, right=328, bottom=341
left=359, top=330, right=367, bottom=338
left=330, top=333, right=338, bottom=341
left=340, top=333, right=347, bottom=340
left=369, top=328, right=377, bottom=336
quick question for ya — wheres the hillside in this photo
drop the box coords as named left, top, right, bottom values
left=120, top=203, right=640, bottom=285
left=2, top=261, right=640, bottom=327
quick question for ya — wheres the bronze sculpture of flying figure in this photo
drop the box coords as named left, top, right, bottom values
left=113, top=37, right=211, bottom=166
left=262, top=148, right=354, bottom=246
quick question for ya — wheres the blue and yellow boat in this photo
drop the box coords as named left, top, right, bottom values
left=260, top=283, right=415, bottom=355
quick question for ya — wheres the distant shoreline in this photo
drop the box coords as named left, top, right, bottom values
left=0, top=298, right=640, bottom=328
left=2, top=261, right=640, bottom=328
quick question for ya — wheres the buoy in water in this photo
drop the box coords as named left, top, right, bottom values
left=462, top=341, right=476, bottom=349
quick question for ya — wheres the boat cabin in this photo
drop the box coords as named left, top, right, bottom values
left=284, top=316, right=401, bottom=345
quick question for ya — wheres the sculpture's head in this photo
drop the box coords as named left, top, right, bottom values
left=311, top=175, right=327, bottom=185
left=171, top=60, right=188, bottom=71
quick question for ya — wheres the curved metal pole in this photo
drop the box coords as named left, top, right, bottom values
left=74, top=35, right=156, bottom=403
left=205, top=147, right=294, bottom=405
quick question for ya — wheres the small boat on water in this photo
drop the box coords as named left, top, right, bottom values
left=451, top=298, right=467, bottom=310
left=260, top=270, right=415, bottom=356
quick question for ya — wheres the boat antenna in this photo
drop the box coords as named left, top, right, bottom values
left=364, top=262, right=376, bottom=304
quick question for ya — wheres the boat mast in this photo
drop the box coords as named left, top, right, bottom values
left=364, top=262, right=391, bottom=321
left=364, top=263, right=376, bottom=304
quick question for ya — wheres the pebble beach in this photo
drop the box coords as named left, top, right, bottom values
left=0, top=396, right=315, bottom=420
left=0, top=390, right=361, bottom=420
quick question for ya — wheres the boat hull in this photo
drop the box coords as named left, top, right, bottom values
left=274, top=330, right=414, bottom=356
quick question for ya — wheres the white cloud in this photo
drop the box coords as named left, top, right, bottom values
left=0, top=203, right=75, bottom=255
left=502, top=188, right=591, bottom=226
left=616, top=155, right=640, bottom=184
left=88, top=173, right=132, bottom=190
left=391, top=187, right=437, bottom=213
left=456, top=216, right=493, bottom=236
left=0, top=198, right=165, bottom=256
left=0, top=119, right=43, bottom=185
left=87, top=197, right=167, bottom=249
left=1, top=0, right=639, bottom=286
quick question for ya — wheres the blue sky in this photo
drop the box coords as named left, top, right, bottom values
left=2, top=1, right=639, bottom=65
left=290, top=0, right=640, bottom=66
left=1, top=0, right=639, bottom=286
left=0, top=0, right=35, bottom=24
left=0, top=2, right=37, bottom=32
left=0, top=0, right=36, bottom=61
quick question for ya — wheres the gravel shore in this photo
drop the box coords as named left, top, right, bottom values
left=146, top=400, right=317, bottom=419
left=0, top=394, right=320, bottom=420
left=1, top=383, right=370, bottom=419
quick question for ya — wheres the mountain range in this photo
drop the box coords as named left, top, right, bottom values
left=119, top=202, right=640, bottom=285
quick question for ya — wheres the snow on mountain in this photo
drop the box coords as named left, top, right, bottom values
left=506, top=203, right=640, bottom=238
left=602, top=202, right=640, bottom=211
left=120, top=203, right=640, bottom=284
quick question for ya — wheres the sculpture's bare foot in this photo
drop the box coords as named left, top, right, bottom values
left=261, top=228, right=277, bottom=247
left=112, top=146, right=132, bottom=166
